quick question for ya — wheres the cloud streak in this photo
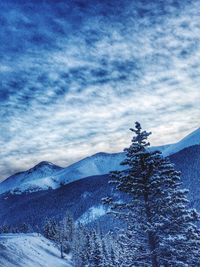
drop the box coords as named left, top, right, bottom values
left=0, top=0, right=199, bottom=179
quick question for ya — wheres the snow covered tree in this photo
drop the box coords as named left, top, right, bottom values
left=101, top=236, right=109, bottom=266
left=116, top=224, right=149, bottom=267
left=61, top=212, right=75, bottom=254
left=90, top=229, right=105, bottom=267
left=104, top=122, right=200, bottom=267
left=55, top=213, right=76, bottom=258
left=81, top=230, right=92, bottom=266
left=43, top=218, right=58, bottom=240
left=108, top=244, right=119, bottom=267
left=18, top=223, right=30, bottom=233
left=72, top=225, right=106, bottom=267
left=43, top=218, right=65, bottom=258
left=72, top=224, right=93, bottom=266
left=43, top=213, right=75, bottom=259
left=0, top=224, right=11, bottom=233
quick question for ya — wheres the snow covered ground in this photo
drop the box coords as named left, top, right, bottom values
left=0, top=233, right=72, bottom=267
left=77, top=204, right=108, bottom=224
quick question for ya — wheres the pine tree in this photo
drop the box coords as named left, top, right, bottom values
left=117, top=225, right=149, bottom=267
left=0, top=224, right=11, bottom=233
left=81, top=231, right=91, bottom=266
left=61, top=212, right=75, bottom=254
left=43, top=213, right=77, bottom=259
left=101, top=237, right=109, bottom=266
left=104, top=122, right=200, bottom=267
left=90, top=230, right=104, bottom=267
left=43, top=219, right=57, bottom=240
left=109, top=245, right=119, bottom=267
left=73, top=225, right=90, bottom=266
left=18, top=223, right=30, bottom=233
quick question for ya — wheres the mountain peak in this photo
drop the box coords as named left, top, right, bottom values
left=30, top=161, right=62, bottom=172
left=34, top=161, right=56, bottom=168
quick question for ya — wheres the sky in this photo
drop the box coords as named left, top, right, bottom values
left=0, top=0, right=199, bottom=180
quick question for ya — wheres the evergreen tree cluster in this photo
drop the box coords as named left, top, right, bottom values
left=0, top=223, right=32, bottom=234
left=43, top=216, right=119, bottom=266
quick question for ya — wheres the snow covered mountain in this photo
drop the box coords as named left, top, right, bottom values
left=0, top=152, right=125, bottom=195
left=1, top=145, right=200, bottom=229
left=0, top=233, right=72, bottom=267
left=0, top=161, right=63, bottom=194
left=56, top=152, right=125, bottom=184
left=162, top=127, right=200, bottom=156
left=0, top=127, right=199, bottom=195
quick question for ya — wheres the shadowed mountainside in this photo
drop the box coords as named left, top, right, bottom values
left=0, top=145, right=199, bottom=230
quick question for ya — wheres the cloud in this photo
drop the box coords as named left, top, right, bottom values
left=0, top=0, right=199, bottom=179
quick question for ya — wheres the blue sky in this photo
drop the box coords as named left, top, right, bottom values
left=0, top=0, right=199, bottom=179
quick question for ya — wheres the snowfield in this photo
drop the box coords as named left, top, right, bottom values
left=0, top=233, right=72, bottom=267
left=77, top=205, right=108, bottom=224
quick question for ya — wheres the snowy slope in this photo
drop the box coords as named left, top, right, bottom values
left=0, top=152, right=126, bottom=195
left=163, top=127, right=200, bottom=156
left=0, top=128, right=199, bottom=195
left=55, top=152, right=126, bottom=184
left=0, top=233, right=72, bottom=267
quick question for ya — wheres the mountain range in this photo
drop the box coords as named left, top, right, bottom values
left=0, top=127, right=199, bottom=195
left=0, top=127, right=199, bottom=229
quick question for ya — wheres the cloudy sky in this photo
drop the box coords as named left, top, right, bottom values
left=0, top=0, right=199, bottom=179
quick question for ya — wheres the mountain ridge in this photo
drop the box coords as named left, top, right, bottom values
left=0, top=127, right=199, bottom=195
left=1, top=145, right=199, bottom=228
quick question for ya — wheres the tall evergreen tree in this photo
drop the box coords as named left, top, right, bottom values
left=104, top=122, right=200, bottom=267
left=43, top=218, right=58, bottom=240
left=61, top=212, right=75, bottom=253
left=72, top=224, right=94, bottom=267
left=43, top=213, right=75, bottom=259
left=101, top=237, right=109, bottom=266
left=109, top=244, right=119, bottom=267
left=90, top=229, right=105, bottom=267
